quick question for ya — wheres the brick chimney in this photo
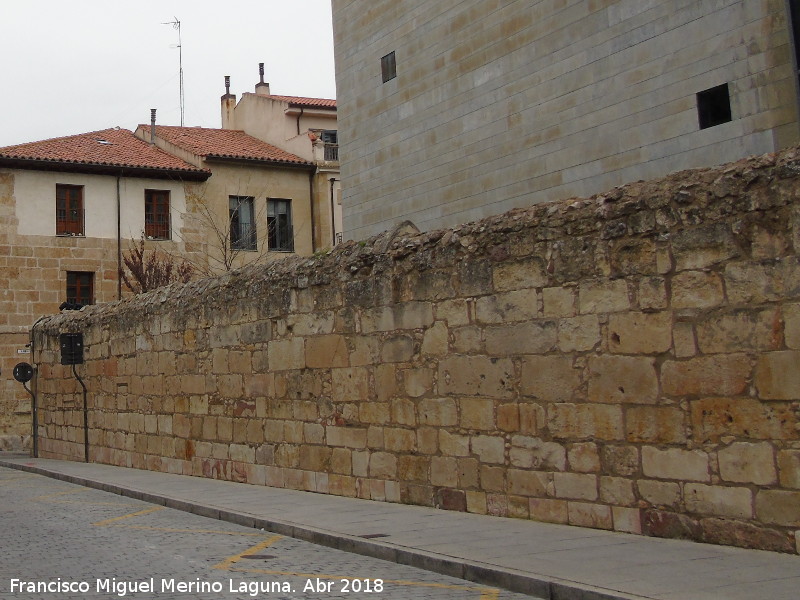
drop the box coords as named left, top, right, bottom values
left=221, top=75, right=237, bottom=129
left=255, top=62, right=271, bottom=96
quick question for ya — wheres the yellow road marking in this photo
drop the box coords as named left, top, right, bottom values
left=114, top=524, right=266, bottom=536
left=480, top=589, right=500, bottom=600
left=31, top=489, right=87, bottom=501
left=92, top=506, right=165, bottom=526
left=212, top=534, right=284, bottom=571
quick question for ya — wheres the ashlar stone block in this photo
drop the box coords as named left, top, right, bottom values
left=718, top=442, right=777, bottom=485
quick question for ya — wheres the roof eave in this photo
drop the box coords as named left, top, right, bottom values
left=203, top=155, right=315, bottom=170
left=0, top=157, right=211, bottom=181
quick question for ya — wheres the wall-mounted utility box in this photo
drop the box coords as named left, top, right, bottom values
left=60, top=333, right=84, bottom=365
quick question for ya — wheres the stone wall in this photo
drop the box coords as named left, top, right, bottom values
left=32, top=148, right=800, bottom=553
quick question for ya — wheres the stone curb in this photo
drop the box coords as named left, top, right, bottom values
left=0, top=459, right=650, bottom=600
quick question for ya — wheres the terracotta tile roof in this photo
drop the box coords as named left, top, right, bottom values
left=0, top=128, right=209, bottom=179
left=268, top=95, right=337, bottom=109
left=139, top=125, right=312, bottom=166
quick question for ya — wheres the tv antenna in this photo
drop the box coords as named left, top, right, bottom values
left=162, top=17, right=185, bottom=126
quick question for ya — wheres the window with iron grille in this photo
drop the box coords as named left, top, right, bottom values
left=267, top=198, right=294, bottom=252
left=66, top=271, right=94, bottom=306
left=145, top=189, right=170, bottom=240
left=56, top=184, right=84, bottom=235
left=230, top=196, right=256, bottom=251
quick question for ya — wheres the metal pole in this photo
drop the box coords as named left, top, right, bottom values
left=72, top=363, right=88, bottom=463
left=22, top=381, right=36, bottom=458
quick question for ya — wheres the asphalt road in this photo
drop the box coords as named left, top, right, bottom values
left=0, top=466, right=537, bottom=600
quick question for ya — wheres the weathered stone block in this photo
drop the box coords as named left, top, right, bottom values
left=381, top=334, right=414, bottom=363
left=305, top=335, right=349, bottom=368
left=548, top=404, right=624, bottom=441
left=520, top=355, right=581, bottom=402
left=554, top=472, right=598, bottom=500
left=696, top=308, right=780, bottom=354
left=402, top=368, right=433, bottom=398
left=637, top=277, right=667, bottom=310
left=332, top=367, right=370, bottom=403
left=529, top=498, right=568, bottom=524
left=493, top=260, right=547, bottom=292
left=718, top=442, right=777, bottom=485
left=438, top=356, right=514, bottom=398
left=326, top=426, right=367, bottom=449
left=476, top=289, right=538, bottom=323
left=557, top=314, right=601, bottom=351
left=690, top=397, right=796, bottom=443
left=612, top=507, right=642, bottom=534
left=671, top=271, right=724, bottom=309
left=421, top=321, right=449, bottom=356
left=588, top=355, right=658, bottom=404
left=459, top=397, right=495, bottom=430
left=471, top=435, right=505, bottom=464
left=578, top=279, right=629, bottom=314
left=756, top=490, right=800, bottom=526
left=439, top=430, right=470, bottom=456
left=755, top=351, right=800, bottom=399
left=600, top=476, right=635, bottom=506
left=430, top=456, right=459, bottom=487
left=368, top=452, right=397, bottom=478
left=510, top=436, right=566, bottom=470
left=672, top=224, right=738, bottom=270
left=778, top=450, right=800, bottom=489
left=685, top=483, right=753, bottom=519
left=268, top=338, right=305, bottom=371
left=568, top=501, right=613, bottom=529
left=641, top=447, right=709, bottom=482
left=625, top=406, right=686, bottom=444
left=661, top=354, right=750, bottom=397
left=608, top=311, right=672, bottom=354
left=419, top=398, right=458, bottom=427
left=508, top=469, right=549, bottom=496
left=484, top=320, right=557, bottom=355
left=542, top=286, right=575, bottom=317
left=567, top=442, right=601, bottom=473
left=636, top=479, right=681, bottom=508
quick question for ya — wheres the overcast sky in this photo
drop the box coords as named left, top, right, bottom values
left=0, top=0, right=337, bottom=147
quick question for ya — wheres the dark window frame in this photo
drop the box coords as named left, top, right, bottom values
left=229, top=196, right=257, bottom=251
left=697, top=83, right=732, bottom=130
left=381, top=51, right=397, bottom=83
left=144, top=189, right=171, bottom=240
left=267, top=198, right=294, bottom=252
left=66, top=271, right=94, bottom=306
left=56, top=184, right=84, bottom=236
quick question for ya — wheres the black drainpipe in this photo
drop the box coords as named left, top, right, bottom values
left=329, top=177, right=338, bottom=246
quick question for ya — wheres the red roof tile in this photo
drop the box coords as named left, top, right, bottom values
left=268, top=95, right=337, bottom=109
left=139, top=125, right=312, bottom=166
left=0, top=128, right=209, bottom=178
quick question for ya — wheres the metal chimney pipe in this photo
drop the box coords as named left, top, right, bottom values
left=259, top=63, right=265, bottom=83
left=150, top=109, right=156, bottom=145
left=225, top=75, right=231, bottom=95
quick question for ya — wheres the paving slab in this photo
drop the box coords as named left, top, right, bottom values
left=1, top=455, right=799, bottom=600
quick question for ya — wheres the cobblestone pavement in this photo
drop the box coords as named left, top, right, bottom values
left=0, top=467, right=537, bottom=599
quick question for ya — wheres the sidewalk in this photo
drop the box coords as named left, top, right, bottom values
left=1, top=455, right=798, bottom=600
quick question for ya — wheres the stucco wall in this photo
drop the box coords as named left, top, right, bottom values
left=31, top=147, right=800, bottom=554
left=333, top=0, right=800, bottom=240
